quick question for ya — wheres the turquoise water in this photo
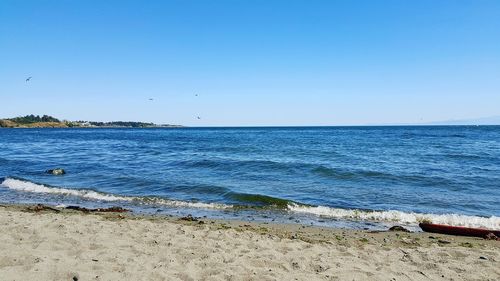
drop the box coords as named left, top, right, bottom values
left=1, top=126, right=499, bottom=230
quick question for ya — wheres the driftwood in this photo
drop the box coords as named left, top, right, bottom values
left=420, top=223, right=500, bottom=239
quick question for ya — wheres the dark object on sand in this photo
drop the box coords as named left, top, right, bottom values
left=485, top=233, right=500, bottom=241
left=46, top=168, right=66, bottom=175
left=419, top=223, right=500, bottom=239
left=179, top=214, right=198, bottom=222
left=65, top=206, right=129, bottom=213
left=389, top=225, right=411, bottom=232
left=27, top=204, right=61, bottom=213
left=438, top=239, right=451, bottom=244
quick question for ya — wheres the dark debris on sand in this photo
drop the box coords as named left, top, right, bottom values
left=25, top=204, right=61, bottom=213
left=389, top=225, right=411, bottom=232
left=179, top=214, right=199, bottom=222
left=24, top=204, right=130, bottom=214
left=484, top=233, right=500, bottom=241
left=65, top=206, right=130, bottom=213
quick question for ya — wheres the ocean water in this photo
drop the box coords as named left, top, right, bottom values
left=1, top=126, right=499, bottom=230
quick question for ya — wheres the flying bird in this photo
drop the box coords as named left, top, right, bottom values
left=149, top=98, right=154, bottom=101
left=25, top=77, right=32, bottom=82
left=195, top=94, right=198, bottom=97
left=197, top=116, right=201, bottom=120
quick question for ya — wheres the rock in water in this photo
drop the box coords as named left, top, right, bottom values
left=46, top=168, right=66, bottom=175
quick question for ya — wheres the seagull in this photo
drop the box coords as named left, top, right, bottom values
left=149, top=98, right=154, bottom=101
left=197, top=116, right=201, bottom=120
left=26, top=77, right=32, bottom=82
left=195, top=94, right=198, bottom=97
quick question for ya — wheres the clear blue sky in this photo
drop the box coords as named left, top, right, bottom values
left=1, top=0, right=499, bottom=126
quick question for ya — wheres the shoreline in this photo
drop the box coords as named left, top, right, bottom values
left=0, top=125, right=184, bottom=129
left=1, top=177, right=498, bottom=232
left=3, top=125, right=500, bottom=129
left=0, top=203, right=498, bottom=280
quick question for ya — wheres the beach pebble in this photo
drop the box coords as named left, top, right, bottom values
left=401, top=238, right=413, bottom=244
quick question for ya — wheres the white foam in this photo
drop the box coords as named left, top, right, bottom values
left=288, top=204, right=500, bottom=230
left=0, top=178, right=230, bottom=210
left=3, top=178, right=497, bottom=229
left=141, top=197, right=230, bottom=209
left=1, top=178, right=130, bottom=201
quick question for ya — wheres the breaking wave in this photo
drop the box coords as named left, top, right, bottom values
left=287, top=204, right=500, bottom=230
left=0, top=177, right=230, bottom=209
left=2, top=177, right=499, bottom=230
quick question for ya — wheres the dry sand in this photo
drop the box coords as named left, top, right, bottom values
left=0, top=204, right=498, bottom=281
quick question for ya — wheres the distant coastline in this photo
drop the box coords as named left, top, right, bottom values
left=0, top=114, right=183, bottom=128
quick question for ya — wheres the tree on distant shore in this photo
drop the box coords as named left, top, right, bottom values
left=8, top=114, right=60, bottom=124
left=2, top=115, right=162, bottom=127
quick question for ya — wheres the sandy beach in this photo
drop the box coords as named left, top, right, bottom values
left=0, top=204, right=498, bottom=281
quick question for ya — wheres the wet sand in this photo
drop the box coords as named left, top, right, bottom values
left=0, top=204, right=498, bottom=280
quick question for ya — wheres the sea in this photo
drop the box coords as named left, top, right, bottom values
left=1, top=126, right=499, bottom=230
